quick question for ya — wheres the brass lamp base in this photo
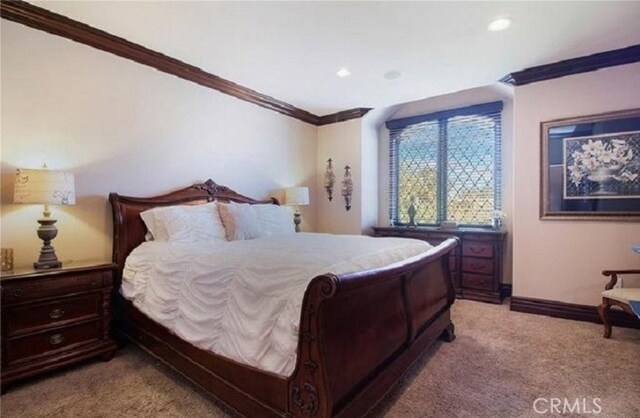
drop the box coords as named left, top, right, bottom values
left=293, top=212, right=302, bottom=233
left=34, top=218, right=61, bottom=270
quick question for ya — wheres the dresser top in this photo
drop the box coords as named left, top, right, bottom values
left=1, top=260, right=115, bottom=281
left=373, top=226, right=506, bottom=236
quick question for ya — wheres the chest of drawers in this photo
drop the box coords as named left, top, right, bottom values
left=1, top=261, right=118, bottom=392
left=373, top=227, right=507, bottom=304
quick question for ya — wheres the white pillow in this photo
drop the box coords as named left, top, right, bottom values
left=140, top=208, right=169, bottom=241
left=216, top=202, right=263, bottom=241
left=253, top=204, right=295, bottom=236
left=140, top=202, right=226, bottom=243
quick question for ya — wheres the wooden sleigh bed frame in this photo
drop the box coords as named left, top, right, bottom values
left=109, top=179, right=459, bottom=417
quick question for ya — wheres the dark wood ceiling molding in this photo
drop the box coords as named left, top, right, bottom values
left=317, top=108, right=372, bottom=126
left=500, top=44, right=640, bottom=86
left=0, top=0, right=323, bottom=125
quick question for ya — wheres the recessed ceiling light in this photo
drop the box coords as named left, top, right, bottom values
left=488, top=18, right=511, bottom=32
left=336, top=68, right=351, bottom=78
left=384, top=70, right=402, bottom=80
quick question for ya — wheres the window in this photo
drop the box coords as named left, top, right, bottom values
left=387, top=101, right=503, bottom=226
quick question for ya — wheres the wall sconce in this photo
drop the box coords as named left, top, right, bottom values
left=14, top=166, right=76, bottom=269
left=342, top=165, right=353, bottom=211
left=324, top=158, right=335, bottom=201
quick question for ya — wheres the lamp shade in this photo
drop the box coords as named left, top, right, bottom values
left=285, top=187, right=309, bottom=206
left=14, top=168, right=76, bottom=205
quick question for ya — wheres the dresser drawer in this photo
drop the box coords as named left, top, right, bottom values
left=462, top=243, right=494, bottom=258
left=448, top=255, right=457, bottom=271
left=4, top=294, right=101, bottom=337
left=461, top=273, right=496, bottom=291
left=2, top=271, right=108, bottom=303
left=461, top=257, right=494, bottom=275
left=5, top=321, right=101, bottom=367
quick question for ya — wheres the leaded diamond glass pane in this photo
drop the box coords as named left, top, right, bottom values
left=389, top=101, right=502, bottom=226
left=397, top=122, right=439, bottom=224
left=446, top=115, right=496, bottom=225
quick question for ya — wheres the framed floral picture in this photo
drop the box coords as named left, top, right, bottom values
left=540, top=108, right=640, bottom=220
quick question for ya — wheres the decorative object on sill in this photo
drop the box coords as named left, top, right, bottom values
left=540, top=108, right=640, bottom=221
left=491, top=210, right=507, bottom=229
left=324, top=158, right=335, bottom=201
left=285, top=186, right=310, bottom=233
left=342, top=165, right=353, bottom=211
left=440, top=220, right=458, bottom=230
left=1, top=248, right=14, bottom=272
left=14, top=165, right=76, bottom=269
left=408, top=196, right=418, bottom=227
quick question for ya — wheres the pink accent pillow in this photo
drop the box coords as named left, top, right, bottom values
left=216, top=202, right=263, bottom=241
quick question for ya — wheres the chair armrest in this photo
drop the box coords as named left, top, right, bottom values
left=602, top=269, right=640, bottom=290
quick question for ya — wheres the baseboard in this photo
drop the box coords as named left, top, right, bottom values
left=500, top=283, right=512, bottom=299
left=510, top=296, right=640, bottom=330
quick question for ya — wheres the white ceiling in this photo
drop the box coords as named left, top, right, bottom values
left=37, top=1, right=640, bottom=116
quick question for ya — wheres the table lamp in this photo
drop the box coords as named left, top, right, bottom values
left=14, top=167, right=75, bottom=269
left=285, top=187, right=309, bottom=232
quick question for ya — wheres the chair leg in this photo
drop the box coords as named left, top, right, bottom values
left=597, top=300, right=612, bottom=339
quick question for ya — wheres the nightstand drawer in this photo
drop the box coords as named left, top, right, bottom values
left=461, top=273, right=496, bottom=291
left=462, top=243, right=494, bottom=258
left=2, top=271, right=107, bottom=303
left=461, top=257, right=494, bottom=275
left=4, top=294, right=101, bottom=337
left=5, top=321, right=101, bottom=367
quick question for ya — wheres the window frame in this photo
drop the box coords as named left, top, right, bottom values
left=387, top=101, right=503, bottom=227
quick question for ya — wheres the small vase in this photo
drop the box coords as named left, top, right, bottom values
left=408, top=203, right=417, bottom=227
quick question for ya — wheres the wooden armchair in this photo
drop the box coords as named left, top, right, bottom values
left=597, top=269, right=640, bottom=338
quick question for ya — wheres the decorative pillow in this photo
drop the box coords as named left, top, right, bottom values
left=253, top=204, right=295, bottom=236
left=140, top=202, right=226, bottom=242
left=140, top=208, right=169, bottom=241
left=216, top=202, right=263, bottom=241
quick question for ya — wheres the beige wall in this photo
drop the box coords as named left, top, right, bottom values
left=316, top=119, right=362, bottom=234
left=512, top=62, right=640, bottom=305
left=315, top=107, right=398, bottom=235
left=378, top=85, right=515, bottom=282
left=1, top=21, right=318, bottom=267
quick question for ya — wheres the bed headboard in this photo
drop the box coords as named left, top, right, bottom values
left=109, top=179, right=278, bottom=281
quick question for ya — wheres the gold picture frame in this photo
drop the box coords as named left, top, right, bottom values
left=540, top=108, right=640, bottom=221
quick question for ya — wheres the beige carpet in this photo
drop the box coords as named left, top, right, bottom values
left=2, top=300, right=639, bottom=417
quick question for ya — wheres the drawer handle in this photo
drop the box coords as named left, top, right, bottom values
left=13, top=288, right=23, bottom=297
left=48, top=333, right=65, bottom=346
left=49, top=308, right=65, bottom=319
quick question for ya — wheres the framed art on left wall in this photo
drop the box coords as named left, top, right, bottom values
left=540, top=108, right=640, bottom=221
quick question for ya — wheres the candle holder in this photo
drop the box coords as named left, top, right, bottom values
left=324, top=159, right=335, bottom=202
left=341, top=165, right=353, bottom=211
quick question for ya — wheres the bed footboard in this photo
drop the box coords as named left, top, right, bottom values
left=288, top=238, right=458, bottom=417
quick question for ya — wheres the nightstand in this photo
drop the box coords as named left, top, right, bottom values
left=1, top=261, right=118, bottom=393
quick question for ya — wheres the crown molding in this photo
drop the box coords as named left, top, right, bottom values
left=1, top=0, right=377, bottom=126
left=500, top=44, right=640, bottom=86
left=317, top=108, right=372, bottom=126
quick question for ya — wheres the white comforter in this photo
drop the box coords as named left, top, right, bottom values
left=122, top=233, right=432, bottom=377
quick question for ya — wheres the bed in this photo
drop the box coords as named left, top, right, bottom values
left=109, top=179, right=458, bottom=417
